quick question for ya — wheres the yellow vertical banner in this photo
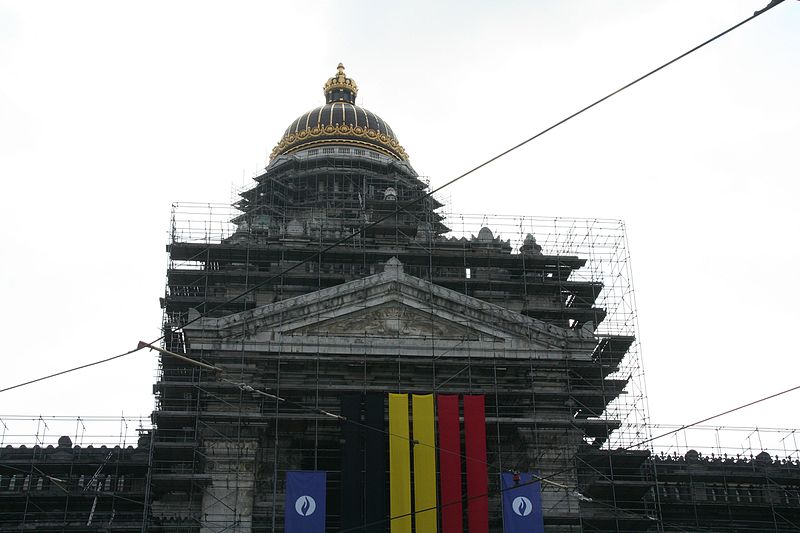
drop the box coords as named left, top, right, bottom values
left=412, top=394, right=438, bottom=533
left=389, top=393, right=411, bottom=533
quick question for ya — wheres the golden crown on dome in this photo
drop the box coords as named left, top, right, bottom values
left=323, top=63, right=358, bottom=97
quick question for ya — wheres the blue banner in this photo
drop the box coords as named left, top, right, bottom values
left=285, top=471, right=326, bottom=533
left=501, top=472, right=544, bottom=533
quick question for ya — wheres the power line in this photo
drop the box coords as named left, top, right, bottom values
left=0, top=0, right=784, bottom=416
left=0, top=14, right=792, bottom=527
left=0, top=332, right=795, bottom=528
left=142, top=343, right=573, bottom=487
left=0, top=347, right=141, bottom=395
left=142, top=342, right=800, bottom=527
left=334, top=380, right=800, bottom=532
left=35, top=342, right=766, bottom=529
left=140, top=0, right=789, bottom=345
left=0, top=13, right=792, bottom=525
left=0, top=6, right=792, bottom=531
left=637, top=383, right=800, bottom=449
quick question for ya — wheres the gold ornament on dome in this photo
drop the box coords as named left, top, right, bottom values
left=270, top=64, right=409, bottom=161
left=323, top=63, right=359, bottom=96
left=269, top=123, right=409, bottom=161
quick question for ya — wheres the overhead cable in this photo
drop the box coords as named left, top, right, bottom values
left=131, top=0, right=790, bottom=346
left=0, top=0, right=785, bottom=402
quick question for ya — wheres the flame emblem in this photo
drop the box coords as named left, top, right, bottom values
left=294, top=495, right=317, bottom=516
left=511, top=496, right=533, bottom=517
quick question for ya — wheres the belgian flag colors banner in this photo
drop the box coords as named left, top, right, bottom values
left=389, top=393, right=488, bottom=533
left=340, top=393, right=487, bottom=533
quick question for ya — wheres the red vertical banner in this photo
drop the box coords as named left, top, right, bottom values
left=464, top=395, right=488, bottom=533
left=437, top=395, right=462, bottom=533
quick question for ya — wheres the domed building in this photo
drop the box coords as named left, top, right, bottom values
left=3, top=64, right=799, bottom=533
left=152, top=64, right=636, bottom=533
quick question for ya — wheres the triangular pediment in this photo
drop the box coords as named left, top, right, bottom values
left=184, top=259, right=594, bottom=349
left=289, top=301, right=486, bottom=340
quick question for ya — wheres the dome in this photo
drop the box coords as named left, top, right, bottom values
left=270, top=64, right=409, bottom=161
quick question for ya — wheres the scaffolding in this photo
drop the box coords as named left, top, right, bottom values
left=167, top=205, right=648, bottom=441
left=649, top=425, right=800, bottom=461
left=0, top=415, right=149, bottom=448
left=0, top=415, right=152, bottom=532
left=154, top=192, right=653, bottom=532
left=647, top=425, right=800, bottom=532
left=2, top=197, right=798, bottom=531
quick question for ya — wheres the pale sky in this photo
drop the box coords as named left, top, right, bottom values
left=1, top=1, right=798, bottom=448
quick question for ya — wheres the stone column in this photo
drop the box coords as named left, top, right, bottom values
left=201, top=438, right=258, bottom=533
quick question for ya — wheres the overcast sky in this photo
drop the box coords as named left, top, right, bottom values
left=1, top=1, right=798, bottom=448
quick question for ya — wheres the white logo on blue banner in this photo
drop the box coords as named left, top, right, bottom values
left=501, top=472, right=544, bottom=533
left=511, top=496, right=532, bottom=516
left=295, top=495, right=317, bottom=516
left=285, top=471, right=325, bottom=533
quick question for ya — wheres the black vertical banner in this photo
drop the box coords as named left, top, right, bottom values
left=341, top=394, right=364, bottom=531
left=364, top=393, right=387, bottom=533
